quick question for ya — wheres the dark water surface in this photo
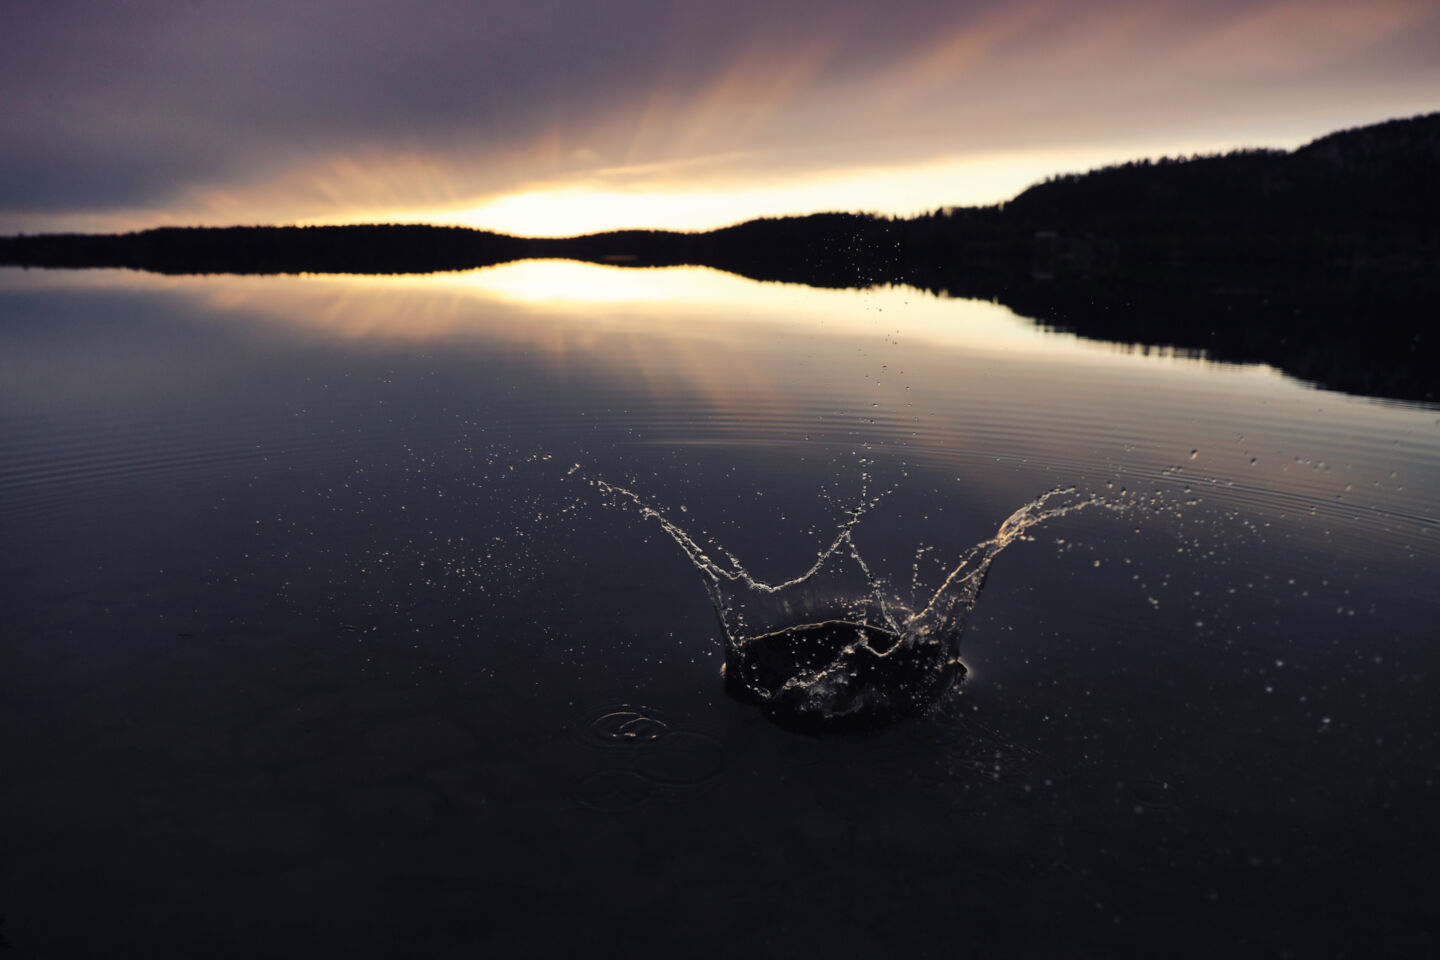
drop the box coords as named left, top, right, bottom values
left=2, top=264, right=1437, bottom=957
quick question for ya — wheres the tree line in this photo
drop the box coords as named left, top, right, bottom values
left=2, top=111, right=1436, bottom=401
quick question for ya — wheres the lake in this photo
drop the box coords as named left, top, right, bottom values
left=2, top=262, right=1436, bottom=957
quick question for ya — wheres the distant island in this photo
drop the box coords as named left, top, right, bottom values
left=3, top=112, right=1436, bottom=402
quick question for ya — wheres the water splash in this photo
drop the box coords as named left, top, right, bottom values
left=594, top=479, right=1119, bottom=732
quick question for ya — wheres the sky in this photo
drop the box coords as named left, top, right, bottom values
left=3, top=0, right=1438, bottom=236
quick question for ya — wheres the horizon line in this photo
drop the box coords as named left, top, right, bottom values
left=5, top=108, right=1435, bottom=241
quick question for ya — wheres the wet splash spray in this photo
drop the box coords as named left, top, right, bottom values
left=593, top=478, right=1121, bottom=732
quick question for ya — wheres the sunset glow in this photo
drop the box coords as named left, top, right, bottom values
left=320, top=143, right=1238, bottom=237
left=3, top=0, right=1436, bottom=235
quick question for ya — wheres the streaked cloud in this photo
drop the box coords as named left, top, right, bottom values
left=2, top=0, right=1437, bottom=234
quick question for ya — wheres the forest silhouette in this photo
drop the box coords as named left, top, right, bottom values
left=3, top=112, right=1436, bottom=402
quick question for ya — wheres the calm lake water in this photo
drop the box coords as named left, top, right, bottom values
left=2, top=263, right=1437, bottom=957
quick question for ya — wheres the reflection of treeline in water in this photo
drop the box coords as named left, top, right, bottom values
left=3, top=112, right=1436, bottom=402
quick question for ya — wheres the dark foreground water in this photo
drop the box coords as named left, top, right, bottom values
left=2, top=263, right=1437, bottom=957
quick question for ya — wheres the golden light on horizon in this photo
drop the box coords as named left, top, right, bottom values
left=295, top=140, right=1259, bottom=238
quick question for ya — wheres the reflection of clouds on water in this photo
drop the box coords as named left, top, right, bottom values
left=3, top=263, right=1432, bottom=580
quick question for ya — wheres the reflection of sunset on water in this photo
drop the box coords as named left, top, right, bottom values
left=92, top=259, right=1163, bottom=358
left=12, top=261, right=1402, bottom=528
